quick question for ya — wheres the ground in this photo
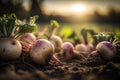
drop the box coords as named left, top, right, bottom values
left=0, top=53, right=120, bottom=80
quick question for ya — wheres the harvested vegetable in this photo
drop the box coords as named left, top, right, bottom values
left=75, top=43, right=93, bottom=57
left=0, top=14, right=38, bottom=60
left=49, top=35, right=63, bottom=52
left=61, top=42, right=75, bottom=60
left=30, top=39, right=55, bottom=65
left=0, top=38, right=22, bottom=60
left=20, top=33, right=36, bottom=52
left=75, top=29, right=94, bottom=57
left=96, top=41, right=116, bottom=60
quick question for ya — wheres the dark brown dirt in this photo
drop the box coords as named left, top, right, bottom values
left=0, top=52, right=120, bottom=80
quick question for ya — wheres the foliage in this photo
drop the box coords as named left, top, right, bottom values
left=0, top=14, right=38, bottom=39
left=42, top=20, right=60, bottom=39
left=59, top=27, right=80, bottom=45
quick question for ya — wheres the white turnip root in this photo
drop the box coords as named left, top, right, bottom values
left=75, top=43, right=94, bottom=57
left=0, top=38, right=22, bottom=60
left=96, top=41, right=116, bottom=60
left=30, top=39, right=55, bottom=65
left=76, top=29, right=94, bottom=57
left=49, top=35, right=63, bottom=52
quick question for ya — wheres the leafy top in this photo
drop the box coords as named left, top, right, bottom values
left=0, top=14, right=38, bottom=39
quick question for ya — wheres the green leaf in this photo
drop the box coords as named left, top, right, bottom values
left=0, top=14, right=38, bottom=38
left=105, top=32, right=115, bottom=42
left=5, top=14, right=17, bottom=37
left=80, top=29, right=88, bottom=44
left=0, top=14, right=17, bottom=37
left=46, top=20, right=59, bottom=39
left=18, top=24, right=38, bottom=35
left=30, top=16, right=38, bottom=24
left=50, top=20, right=59, bottom=28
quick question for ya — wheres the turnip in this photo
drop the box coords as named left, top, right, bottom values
left=0, top=14, right=38, bottom=60
left=96, top=41, right=116, bottom=60
left=75, top=29, right=94, bottom=57
left=20, top=33, right=36, bottom=44
left=49, top=35, right=63, bottom=52
left=61, top=42, right=74, bottom=60
left=51, top=42, right=74, bottom=62
left=0, top=38, right=22, bottom=60
left=20, top=33, right=36, bottom=52
left=30, top=39, right=55, bottom=65
left=75, top=43, right=93, bottom=57
left=52, top=42, right=86, bottom=62
left=61, top=42, right=85, bottom=60
left=20, top=41, right=32, bottom=52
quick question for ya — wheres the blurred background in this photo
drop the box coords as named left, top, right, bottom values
left=0, top=0, right=120, bottom=32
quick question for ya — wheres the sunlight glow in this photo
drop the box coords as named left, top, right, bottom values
left=71, top=3, right=86, bottom=14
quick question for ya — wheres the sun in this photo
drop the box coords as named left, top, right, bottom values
left=71, top=3, right=86, bottom=14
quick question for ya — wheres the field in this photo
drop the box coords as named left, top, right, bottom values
left=40, top=23, right=120, bottom=35
left=0, top=0, right=120, bottom=79
left=39, top=23, right=120, bottom=44
left=0, top=22, right=120, bottom=80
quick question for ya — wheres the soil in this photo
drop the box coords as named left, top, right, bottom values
left=0, top=52, right=120, bottom=80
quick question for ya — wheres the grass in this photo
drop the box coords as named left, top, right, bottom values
left=38, top=22, right=120, bottom=44
left=39, top=22, right=120, bottom=33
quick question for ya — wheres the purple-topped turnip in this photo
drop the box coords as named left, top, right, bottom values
left=52, top=42, right=74, bottom=62
left=61, top=42, right=74, bottom=60
left=52, top=42, right=85, bottom=62
left=20, top=33, right=36, bottom=52
left=21, top=33, right=36, bottom=44
left=30, top=39, right=55, bottom=65
left=96, top=41, right=116, bottom=60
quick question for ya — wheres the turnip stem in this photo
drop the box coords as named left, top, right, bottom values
left=2, top=22, right=7, bottom=37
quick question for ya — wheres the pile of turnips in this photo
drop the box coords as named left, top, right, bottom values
left=0, top=14, right=119, bottom=66
left=0, top=14, right=37, bottom=60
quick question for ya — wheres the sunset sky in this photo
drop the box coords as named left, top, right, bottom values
left=23, top=0, right=120, bottom=20
left=43, top=0, right=120, bottom=17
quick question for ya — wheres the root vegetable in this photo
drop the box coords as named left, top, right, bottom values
left=96, top=41, right=116, bottom=60
left=20, top=33, right=36, bottom=44
left=0, top=38, right=22, bottom=60
left=75, top=43, right=94, bottom=57
left=30, top=39, right=55, bottom=65
left=20, top=33, right=36, bottom=52
left=61, top=42, right=74, bottom=60
left=0, top=14, right=38, bottom=60
left=49, top=35, right=63, bottom=52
